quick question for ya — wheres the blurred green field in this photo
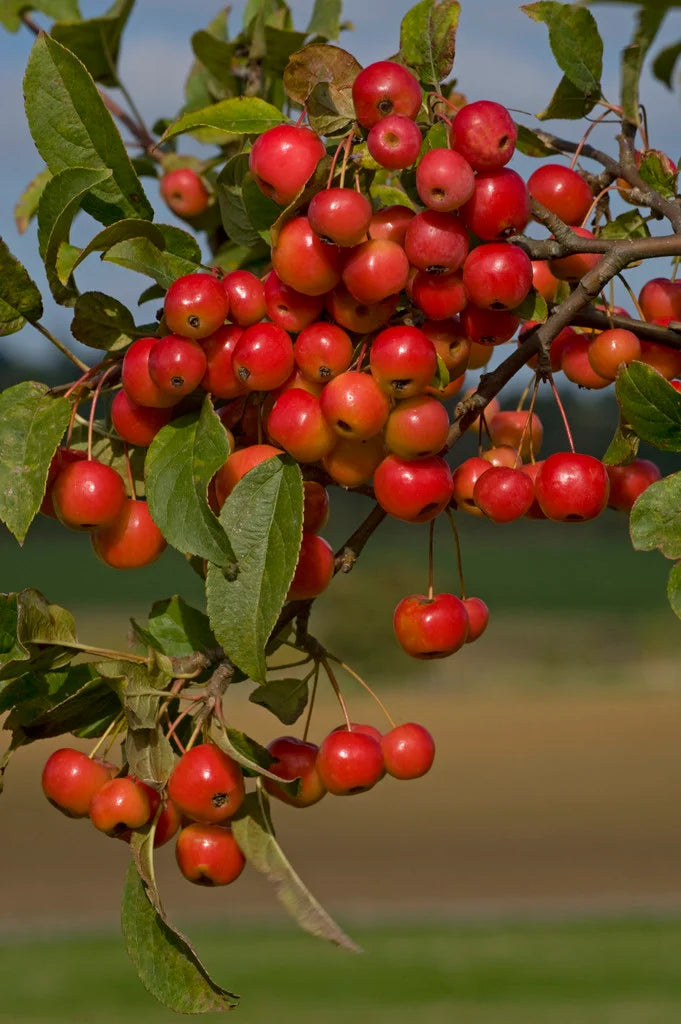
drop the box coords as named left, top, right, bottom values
left=2, top=918, right=681, bottom=1024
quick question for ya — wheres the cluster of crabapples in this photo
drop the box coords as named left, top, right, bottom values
left=41, top=722, right=435, bottom=886
left=42, top=59, right=673, bottom=650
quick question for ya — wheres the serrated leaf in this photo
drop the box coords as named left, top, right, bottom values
left=638, top=150, right=678, bottom=199
left=0, top=384, right=73, bottom=543
left=122, top=859, right=239, bottom=1013
left=96, top=659, right=171, bottom=730
left=616, top=361, right=681, bottom=451
left=621, top=8, right=666, bottom=124
left=14, top=168, right=51, bottom=235
left=652, top=39, right=681, bottom=89
left=666, top=560, right=681, bottom=619
left=399, top=0, right=460, bottom=87
left=513, top=288, right=548, bottom=322
left=537, top=72, right=600, bottom=121
left=0, top=663, right=89, bottom=718
left=206, top=457, right=303, bottom=683
left=69, top=219, right=165, bottom=276
left=630, top=470, right=681, bottom=559
left=284, top=43, right=361, bottom=105
left=0, top=236, right=43, bottom=335
left=11, top=675, right=119, bottom=739
left=0, top=0, right=79, bottom=32
left=161, top=96, right=285, bottom=146
left=132, top=595, right=217, bottom=659
left=145, top=399, right=235, bottom=568
left=103, top=237, right=199, bottom=289
left=51, top=0, right=134, bottom=86
left=70, top=291, right=138, bottom=350
left=249, top=676, right=309, bottom=725
left=306, top=80, right=355, bottom=136
left=523, top=2, right=602, bottom=98
left=125, top=726, right=175, bottom=785
left=232, top=789, right=361, bottom=951
left=24, top=34, right=153, bottom=225
left=600, top=210, right=650, bottom=239
left=602, top=420, right=640, bottom=465
left=307, top=0, right=342, bottom=40
left=515, top=124, right=560, bottom=157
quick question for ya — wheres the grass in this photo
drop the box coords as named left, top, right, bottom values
left=2, top=917, right=681, bottom=1023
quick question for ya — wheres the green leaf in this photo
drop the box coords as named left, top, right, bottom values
left=132, top=595, right=217, bottom=659
left=602, top=420, right=640, bottom=465
left=37, top=166, right=112, bottom=304
left=306, top=80, right=356, bottom=136
left=125, top=726, right=175, bottom=785
left=599, top=210, right=651, bottom=240
left=537, top=72, right=600, bottom=121
left=0, top=0, right=79, bottom=32
left=51, top=0, right=134, bottom=86
left=122, top=859, right=239, bottom=1013
left=145, top=399, right=235, bottom=568
left=69, top=428, right=146, bottom=497
left=638, top=150, right=678, bottom=199
left=103, top=237, right=199, bottom=289
left=513, top=288, right=548, bottom=322
left=0, top=236, right=43, bottom=335
left=206, top=456, right=303, bottom=683
left=620, top=8, right=666, bottom=124
left=630, top=470, right=681, bottom=559
left=249, top=676, right=309, bottom=724
left=0, top=589, right=82, bottom=683
left=69, top=219, right=165, bottom=276
left=307, top=0, right=342, bottom=40
left=0, top=384, right=73, bottom=543
left=369, top=183, right=415, bottom=209
left=284, top=43, right=361, bottom=105
left=23, top=34, right=153, bottom=225
left=216, top=154, right=267, bottom=252
left=161, top=97, right=285, bottom=146
left=11, top=675, right=119, bottom=740
left=70, top=291, right=139, bottom=351
left=190, top=31, right=239, bottom=91
left=264, top=26, right=309, bottom=76
left=0, top=663, right=89, bottom=717
left=514, top=124, right=561, bottom=158
left=652, top=38, right=681, bottom=89
left=399, top=0, right=460, bottom=87
left=522, top=2, right=602, bottom=98
left=232, top=789, right=361, bottom=951
left=14, top=167, right=51, bottom=235
left=96, top=659, right=171, bottom=730
left=666, top=560, right=681, bottom=619
left=218, top=726, right=276, bottom=772
left=615, top=361, right=681, bottom=452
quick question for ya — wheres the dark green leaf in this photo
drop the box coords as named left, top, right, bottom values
left=249, top=676, right=309, bottom=725
left=0, top=383, right=73, bottom=543
left=51, top=0, right=134, bottom=86
left=523, top=2, right=602, bottom=97
left=0, top=594, right=30, bottom=681
left=652, top=38, right=681, bottom=89
left=125, top=726, right=175, bottom=785
left=132, top=595, right=217, bottom=659
left=161, top=97, right=285, bottom=146
left=190, top=31, right=239, bottom=91
left=96, top=659, right=171, bottom=730
left=264, top=26, right=308, bottom=76
left=666, top=560, right=681, bottom=619
left=513, top=288, right=548, bottom=322
left=599, top=210, right=651, bottom=239
left=284, top=43, right=361, bottom=105
left=515, top=124, right=561, bottom=157
left=10, top=675, right=118, bottom=740
left=621, top=8, right=666, bottom=124
left=184, top=7, right=231, bottom=112
left=14, top=168, right=51, bottom=235
left=306, top=80, right=356, bottom=136
left=0, top=0, right=79, bottom=32
left=537, top=72, right=600, bottom=121
left=242, top=175, right=282, bottom=243
left=146, top=398, right=235, bottom=568
left=307, top=0, right=342, bottom=40
left=616, top=361, right=681, bottom=451
left=206, top=456, right=303, bottom=682
left=630, top=470, right=681, bottom=559
left=69, top=219, right=165, bottom=276
left=0, top=663, right=89, bottom=718
left=638, top=150, right=678, bottom=199
left=216, top=154, right=268, bottom=254
left=0, top=236, right=43, bottom=335
left=70, top=291, right=138, bottom=350
left=602, top=419, right=640, bottom=465
left=122, top=859, right=239, bottom=1013
left=213, top=725, right=299, bottom=793
left=232, top=789, right=361, bottom=951
left=399, top=0, right=460, bottom=87
left=24, top=34, right=153, bottom=225
left=138, top=284, right=165, bottom=306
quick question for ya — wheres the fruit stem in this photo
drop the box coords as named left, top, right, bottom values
left=320, top=655, right=352, bottom=731
left=327, top=654, right=396, bottom=729
left=123, top=443, right=136, bottom=498
left=616, top=272, right=645, bottom=320
left=338, top=132, right=353, bottom=190
left=88, top=711, right=125, bottom=760
left=513, top=374, right=540, bottom=468
left=549, top=377, right=576, bottom=453
left=580, top=182, right=619, bottom=228
left=569, top=107, right=616, bottom=171
left=87, top=364, right=117, bottom=461
left=30, top=319, right=90, bottom=372
left=445, top=507, right=467, bottom=599
left=427, top=519, right=435, bottom=601
left=326, top=129, right=354, bottom=189
left=302, top=662, right=320, bottom=743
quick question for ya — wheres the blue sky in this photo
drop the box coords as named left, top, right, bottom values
left=1, top=0, right=681, bottom=368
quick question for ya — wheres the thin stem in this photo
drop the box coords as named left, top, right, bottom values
left=580, top=183, right=619, bottom=228
left=445, top=508, right=466, bottom=599
left=549, top=378, right=576, bottom=453
left=320, top=655, right=352, bottom=731
left=512, top=374, right=540, bottom=468
left=31, top=321, right=89, bottom=372
left=327, top=654, right=396, bottom=729
left=87, top=365, right=116, bottom=461
left=338, top=133, right=353, bottom=189
left=427, top=520, right=435, bottom=600
left=326, top=130, right=354, bottom=189
left=123, top=443, right=136, bottom=498
left=569, top=107, right=616, bottom=171
left=74, top=412, right=118, bottom=440
left=88, top=712, right=125, bottom=760
left=302, top=663, right=319, bottom=743
left=47, top=640, right=148, bottom=663
left=617, top=272, right=645, bottom=320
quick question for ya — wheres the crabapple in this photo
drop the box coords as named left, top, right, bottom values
left=351, top=60, right=422, bottom=128
left=41, top=748, right=116, bottom=818
left=164, top=274, right=229, bottom=340
left=381, top=723, right=435, bottom=779
left=373, top=454, right=454, bottom=523
left=248, top=124, right=325, bottom=205
left=168, top=743, right=245, bottom=823
left=393, top=592, right=469, bottom=658
left=159, top=167, right=209, bottom=218
left=176, top=823, right=246, bottom=886
left=91, top=499, right=167, bottom=570
left=315, top=729, right=385, bottom=795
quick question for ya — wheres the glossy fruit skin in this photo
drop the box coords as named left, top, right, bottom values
left=462, top=597, right=489, bottom=642
left=404, top=210, right=469, bottom=274
left=369, top=205, right=415, bottom=244
left=527, top=164, right=593, bottom=225
left=587, top=328, right=641, bottom=380
left=451, top=456, right=491, bottom=516
left=639, top=336, right=681, bottom=380
left=42, top=748, right=116, bottom=818
left=272, top=216, right=343, bottom=297
left=160, top=167, right=209, bottom=218
left=393, top=592, right=469, bottom=658
left=639, top=277, right=681, bottom=322
left=352, top=60, right=422, bottom=128
left=200, top=324, right=246, bottom=399
left=322, top=434, right=386, bottom=486
left=384, top=395, right=450, bottom=459
left=606, top=459, right=661, bottom=512
left=421, top=318, right=470, bottom=376
left=122, top=337, right=179, bottom=409
left=266, top=388, right=337, bottom=463
left=248, top=124, right=325, bottom=205
left=287, top=533, right=334, bottom=601
left=367, top=113, right=422, bottom=170
left=342, top=238, right=410, bottom=304
left=148, top=334, right=208, bottom=400
left=473, top=466, right=535, bottom=523
left=168, top=743, right=245, bottom=824
left=462, top=243, right=533, bottom=310
left=373, top=454, right=454, bottom=523
left=52, top=460, right=127, bottom=531
left=213, top=444, right=282, bottom=508
left=294, top=322, right=353, bottom=384
left=320, top=370, right=390, bottom=441
left=532, top=260, right=560, bottom=303
left=416, top=147, right=475, bottom=211
left=535, top=452, right=610, bottom=522
left=302, top=481, right=330, bottom=533
left=325, top=284, right=398, bottom=334
left=308, top=187, right=372, bottom=247
left=411, top=270, right=467, bottom=321
left=460, top=169, right=530, bottom=240
left=264, top=737, right=327, bottom=808
left=381, top=723, right=435, bottom=780
left=548, top=227, right=601, bottom=281
left=369, top=325, right=437, bottom=399
left=111, top=390, right=173, bottom=447
left=222, top=269, right=266, bottom=326
left=89, top=776, right=152, bottom=836
left=164, top=274, right=229, bottom=340
left=489, top=410, right=543, bottom=460
left=264, top=271, right=325, bottom=333
left=481, top=445, right=519, bottom=468
left=40, top=447, right=88, bottom=518
left=450, top=100, right=517, bottom=171
left=519, top=461, right=547, bottom=520
left=232, top=322, right=294, bottom=391
left=560, top=335, right=610, bottom=389
left=91, top=498, right=167, bottom=570
left=315, top=729, right=385, bottom=795
left=176, top=823, right=246, bottom=886
left=460, top=303, right=519, bottom=345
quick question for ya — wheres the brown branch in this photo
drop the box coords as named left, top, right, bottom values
left=333, top=502, right=387, bottom=574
